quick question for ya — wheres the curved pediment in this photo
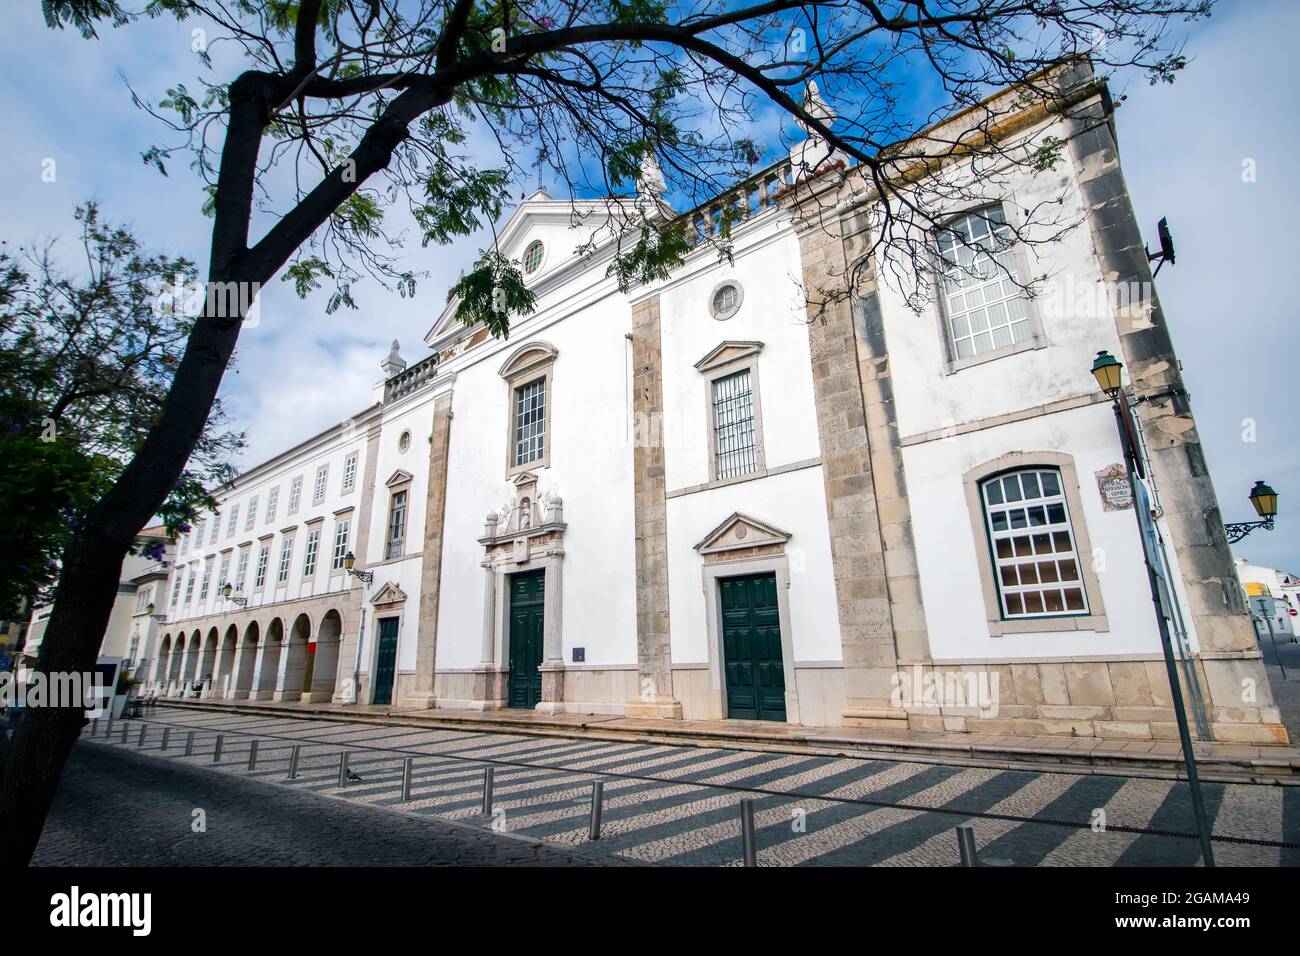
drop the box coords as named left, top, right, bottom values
left=498, top=341, right=559, bottom=380
left=694, top=512, right=791, bottom=554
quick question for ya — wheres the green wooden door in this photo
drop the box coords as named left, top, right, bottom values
left=507, top=569, right=545, bottom=709
left=720, top=573, right=787, bottom=721
left=372, top=617, right=399, bottom=705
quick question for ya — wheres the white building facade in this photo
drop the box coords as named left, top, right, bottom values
left=150, top=62, right=1287, bottom=745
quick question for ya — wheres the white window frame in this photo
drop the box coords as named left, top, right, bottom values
left=245, top=496, right=258, bottom=531
left=303, top=527, right=321, bottom=578
left=198, top=563, right=211, bottom=602
left=385, top=490, right=408, bottom=561
left=288, top=476, right=303, bottom=514
left=342, top=452, right=358, bottom=492
left=265, top=487, right=279, bottom=522
left=313, top=465, right=329, bottom=505
left=332, top=519, right=350, bottom=570
left=227, top=505, right=239, bottom=536
left=277, top=536, right=294, bottom=584
left=934, top=202, right=1044, bottom=372
left=963, top=452, right=1109, bottom=636
left=234, top=549, right=249, bottom=593
left=254, top=543, right=270, bottom=590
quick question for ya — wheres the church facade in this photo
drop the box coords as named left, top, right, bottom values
left=148, top=62, right=1288, bottom=745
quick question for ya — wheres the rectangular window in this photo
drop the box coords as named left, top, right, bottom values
left=245, top=496, right=258, bottom=531
left=981, top=467, right=1089, bottom=619
left=937, top=206, right=1032, bottom=361
left=227, top=505, right=239, bottom=536
left=170, top=574, right=183, bottom=608
left=342, top=453, right=357, bottom=492
left=265, top=487, right=279, bottom=522
left=218, top=555, right=230, bottom=589
left=332, top=520, right=350, bottom=570
left=194, top=520, right=205, bottom=550
left=277, top=537, right=293, bottom=583
left=288, top=476, right=303, bottom=513
left=135, top=587, right=152, bottom=613
left=303, top=528, right=320, bottom=577
left=513, top=379, right=546, bottom=466
left=313, top=466, right=328, bottom=504
left=209, top=514, right=220, bottom=545
left=386, top=491, right=408, bottom=560
left=254, top=544, right=270, bottom=589
left=198, top=564, right=211, bottom=601
left=712, top=369, right=758, bottom=480
left=184, top=571, right=196, bottom=604
left=234, top=549, right=249, bottom=593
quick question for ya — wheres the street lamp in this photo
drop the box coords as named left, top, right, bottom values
left=145, top=602, right=167, bottom=623
left=342, top=552, right=373, bottom=584
left=1091, top=349, right=1215, bottom=866
left=1224, top=480, right=1279, bottom=543
left=220, top=582, right=248, bottom=607
left=342, top=552, right=373, bottom=707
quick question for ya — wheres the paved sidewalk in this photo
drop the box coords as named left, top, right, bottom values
left=78, top=708, right=1300, bottom=866
left=163, top=695, right=1300, bottom=784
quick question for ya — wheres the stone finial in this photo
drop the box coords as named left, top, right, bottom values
left=380, top=339, right=407, bottom=377
left=795, top=80, right=836, bottom=135
left=484, top=511, right=499, bottom=538
left=637, top=151, right=667, bottom=200
left=545, top=495, right=564, bottom=525
left=790, top=80, right=841, bottom=177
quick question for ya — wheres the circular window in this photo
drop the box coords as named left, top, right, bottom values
left=398, top=430, right=412, bottom=453
left=709, top=281, right=743, bottom=320
left=522, top=240, right=544, bottom=275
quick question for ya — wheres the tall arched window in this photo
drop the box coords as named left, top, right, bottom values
left=980, top=466, right=1088, bottom=619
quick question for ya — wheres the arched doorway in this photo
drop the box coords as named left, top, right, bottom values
left=181, top=629, right=202, bottom=693
left=252, top=618, right=284, bottom=700
left=167, top=634, right=186, bottom=694
left=198, top=628, right=219, bottom=697
left=214, top=624, right=238, bottom=698
left=277, top=613, right=312, bottom=701
left=305, top=609, right=343, bottom=702
left=154, top=634, right=172, bottom=691
left=232, top=621, right=259, bottom=699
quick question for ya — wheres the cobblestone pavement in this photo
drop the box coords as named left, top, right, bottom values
left=67, top=707, right=1300, bottom=867
left=33, top=741, right=620, bottom=866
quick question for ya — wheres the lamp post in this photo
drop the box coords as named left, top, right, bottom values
left=145, top=603, right=168, bottom=624
left=1090, top=350, right=1215, bottom=866
left=219, top=583, right=248, bottom=607
left=1223, top=481, right=1279, bottom=543
left=343, top=552, right=373, bottom=705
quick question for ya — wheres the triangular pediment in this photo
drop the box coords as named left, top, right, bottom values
left=386, top=469, right=414, bottom=488
left=370, top=582, right=408, bottom=606
left=694, top=340, right=764, bottom=373
left=694, top=512, right=791, bottom=554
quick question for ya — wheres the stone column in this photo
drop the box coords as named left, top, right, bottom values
left=537, top=547, right=566, bottom=714
left=1066, top=90, right=1286, bottom=743
left=784, top=172, right=907, bottom=730
left=469, top=557, right=504, bottom=709
left=626, top=295, right=683, bottom=719
left=399, top=391, right=454, bottom=709
left=334, top=420, right=382, bottom=705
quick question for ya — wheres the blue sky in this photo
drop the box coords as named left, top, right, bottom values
left=1, top=0, right=1295, bottom=572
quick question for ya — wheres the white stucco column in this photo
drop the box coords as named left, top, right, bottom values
left=542, top=548, right=564, bottom=664
left=479, top=559, right=497, bottom=666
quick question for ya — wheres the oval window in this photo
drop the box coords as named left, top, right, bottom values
left=398, top=430, right=412, bottom=453
left=522, top=240, right=544, bottom=275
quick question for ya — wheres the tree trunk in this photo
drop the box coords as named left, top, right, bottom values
left=0, top=273, right=250, bottom=865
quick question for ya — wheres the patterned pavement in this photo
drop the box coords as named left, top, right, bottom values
left=83, top=707, right=1300, bottom=867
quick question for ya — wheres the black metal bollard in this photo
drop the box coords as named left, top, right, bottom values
left=184, top=730, right=194, bottom=756
left=212, top=734, right=224, bottom=763
left=400, top=757, right=413, bottom=802
left=160, top=727, right=170, bottom=752
left=740, top=798, right=757, bottom=867
left=247, top=739, right=259, bottom=770
left=956, top=825, right=978, bottom=867
left=288, top=745, right=301, bottom=780
left=588, top=781, right=605, bottom=841
left=137, top=725, right=148, bottom=748
left=338, top=751, right=349, bottom=788
left=481, top=767, right=495, bottom=816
